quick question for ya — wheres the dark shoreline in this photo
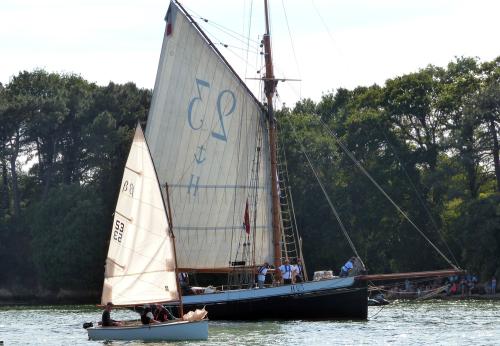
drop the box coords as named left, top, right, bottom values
left=0, top=287, right=100, bottom=306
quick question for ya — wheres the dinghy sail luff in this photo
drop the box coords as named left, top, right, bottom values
left=101, top=126, right=179, bottom=306
left=145, top=1, right=274, bottom=272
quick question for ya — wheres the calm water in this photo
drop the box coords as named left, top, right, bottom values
left=0, top=300, right=499, bottom=345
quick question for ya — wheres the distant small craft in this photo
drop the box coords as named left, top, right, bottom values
left=368, top=298, right=390, bottom=306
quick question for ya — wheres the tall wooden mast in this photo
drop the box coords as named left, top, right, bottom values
left=263, top=0, right=282, bottom=269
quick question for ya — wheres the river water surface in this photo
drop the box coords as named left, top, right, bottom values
left=0, top=300, right=499, bottom=345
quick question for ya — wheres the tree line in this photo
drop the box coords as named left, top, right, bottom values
left=279, top=56, right=499, bottom=279
left=0, top=70, right=151, bottom=292
left=0, top=56, right=498, bottom=297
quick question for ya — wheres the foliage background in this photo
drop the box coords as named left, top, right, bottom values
left=0, top=56, right=498, bottom=296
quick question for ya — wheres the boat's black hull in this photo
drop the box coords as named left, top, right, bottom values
left=176, top=281, right=368, bottom=320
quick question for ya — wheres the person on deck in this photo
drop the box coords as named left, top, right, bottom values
left=179, top=272, right=191, bottom=295
left=292, top=258, right=304, bottom=283
left=492, top=276, right=497, bottom=294
left=257, top=262, right=269, bottom=288
left=279, top=259, right=293, bottom=285
left=339, top=257, right=355, bottom=278
left=141, top=304, right=160, bottom=325
left=101, top=302, right=123, bottom=327
left=351, top=256, right=366, bottom=276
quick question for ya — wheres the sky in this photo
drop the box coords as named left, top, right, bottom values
left=1, top=0, right=499, bottom=107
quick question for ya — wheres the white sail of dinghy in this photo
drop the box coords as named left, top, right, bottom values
left=145, top=1, right=274, bottom=271
left=101, top=125, right=179, bottom=306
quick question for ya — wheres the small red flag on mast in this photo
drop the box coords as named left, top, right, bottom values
left=244, top=199, right=250, bottom=234
left=165, top=7, right=173, bottom=36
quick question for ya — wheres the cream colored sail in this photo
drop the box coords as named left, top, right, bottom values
left=101, top=125, right=179, bottom=306
left=145, top=2, right=273, bottom=270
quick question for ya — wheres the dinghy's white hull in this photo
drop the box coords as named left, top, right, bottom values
left=87, top=319, right=208, bottom=341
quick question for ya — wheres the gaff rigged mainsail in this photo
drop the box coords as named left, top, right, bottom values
left=145, top=2, right=273, bottom=270
left=101, top=125, right=179, bottom=306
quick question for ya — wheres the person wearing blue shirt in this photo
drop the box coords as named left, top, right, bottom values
left=340, top=257, right=355, bottom=277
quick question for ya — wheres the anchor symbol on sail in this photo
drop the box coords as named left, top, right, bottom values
left=194, top=145, right=206, bottom=164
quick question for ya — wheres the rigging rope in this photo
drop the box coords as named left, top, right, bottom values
left=280, top=0, right=302, bottom=99
left=309, top=0, right=343, bottom=56
left=317, top=117, right=460, bottom=270
left=184, top=6, right=261, bottom=47
left=288, top=119, right=365, bottom=268
left=244, top=0, right=254, bottom=85
left=377, top=126, right=460, bottom=267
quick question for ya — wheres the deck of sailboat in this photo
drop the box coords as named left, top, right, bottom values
left=183, top=277, right=359, bottom=304
left=173, top=277, right=368, bottom=320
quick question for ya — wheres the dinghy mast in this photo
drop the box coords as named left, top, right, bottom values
left=165, top=182, right=183, bottom=317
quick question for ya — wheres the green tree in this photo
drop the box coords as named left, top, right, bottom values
left=29, top=184, right=107, bottom=289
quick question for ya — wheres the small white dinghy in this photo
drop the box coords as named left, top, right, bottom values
left=87, top=309, right=208, bottom=341
left=85, top=125, right=208, bottom=341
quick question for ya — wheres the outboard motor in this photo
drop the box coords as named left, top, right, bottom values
left=82, top=322, right=93, bottom=329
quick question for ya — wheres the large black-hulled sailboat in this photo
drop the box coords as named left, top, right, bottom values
left=144, top=0, right=465, bottom=320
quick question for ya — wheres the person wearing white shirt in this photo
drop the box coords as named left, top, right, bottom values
left=257, top=262, right=269, bottom=288
left=292, top=258, right=304, bottom=283
left=279, top=259, right=293, bottom=284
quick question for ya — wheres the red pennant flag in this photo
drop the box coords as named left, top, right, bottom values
left=244, top=199, right=250, bottom=234
left=165, top=7, right=173, bottom=37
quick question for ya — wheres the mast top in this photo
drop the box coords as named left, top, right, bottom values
left=263, top=0, right=276, bottom=99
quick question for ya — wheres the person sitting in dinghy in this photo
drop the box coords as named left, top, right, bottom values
left=101, top=302, right=123, bottom=327
left=153, top=304, right=169, bottom=322
left=141, top=304, right=160, bottom=325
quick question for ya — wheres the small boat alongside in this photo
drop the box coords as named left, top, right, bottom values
left=87, top=319, right=208, bottom=341
left=85, top=125, right=208, bottom=341
left=368, top=294, right=390, bottom=306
